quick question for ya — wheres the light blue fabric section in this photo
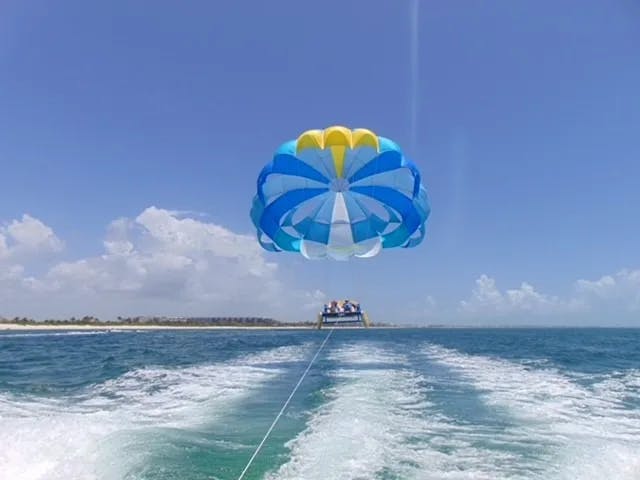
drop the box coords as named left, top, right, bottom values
left=259, top=188, right=326, bottom=248
left=258, top=235, right=282, bottom=252
left=350, top=185, right=421, bottom=248
left=292, top=193, right=331, bottom=238
left=342, top=191, right=368, bottom=224
left=377, top=136, right=402, bottom=153
left=313, top=191, right=336, bottom=226
left=348, top=150, right=404, bottom=184
left=280, top=208, right=295, bottom=227
left=342, top=192, right=375, bottom=243
left=274, top=140, right=296, bottom=156
left=350, top=167, right=415, bottom=198
left=403, top=222, right=426, bottom=248
left=251, top=195, right=294, bottom=252
left=250, top=195, right=265, bottom=232
left=343, top=147, right=379, bottom=179
left=289, top=193, right=330, bottom=226
left=261, top=174, right=327, bottom=205
left=385, top=204, right=401, bottom=223
left=258, top=154, right=329, bottom=198
left=349, top=192, right=394, bottom=234
left=296, top=148, right=336, bottom=180
left=411, top=185, right=430, bottom=227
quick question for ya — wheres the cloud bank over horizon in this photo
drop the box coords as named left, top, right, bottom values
left=0, top=207, right=324, bottom=321
left=457, top=271, right=640, bottom=325
left=1, top=209, right=638, bottom=326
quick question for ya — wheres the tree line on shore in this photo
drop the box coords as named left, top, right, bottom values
left=0, top=316, right=318, bottom=327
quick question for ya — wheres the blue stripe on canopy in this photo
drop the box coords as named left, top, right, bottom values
left=259, top=187, right=327, bottom=242
left=293, top=194, right=333, bottom=243
left=350, top=186, right=421, bottom=248
left=343, top=146, right=379, bottom=179
left=404, top=160, right=422, bottom=198
left=287, top=193, right=330, bottom=231
left=341, top=190, right=368, bottom=224
left=304, top=221, right=331, bottom=244
left=383, top=224, right=411, bottom=248
left=403, top=222, right=426, bottom=248
left=349, top=193, right=394, bottom=234
left=293, top=217, right=314, bottom=236
left=257, top=154, right=330, bottom=203
left=348, top=150, right=404, bottom=185
left=272, top=229, right=301, bottom=252
left=350, top=219, right=379, bottom=243
left=252, top=195, right=291, bottom=252
left=297, top=148, right=336, bottom=180
left=250, top=195, right=265, bottom=230
left=258, top=235, right=282, bottom=252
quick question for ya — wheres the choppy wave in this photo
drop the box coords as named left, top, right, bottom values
left=269, top=343, right=528, bottom=480
left=423, top=343, right=640, bottom=480
left=1, top=330, right=639, bottom=480
left=0, top=343, right=311, bottom=480
left=266, top=341, right=640, bottom=480
left=0, top=330, right=115, bottom=338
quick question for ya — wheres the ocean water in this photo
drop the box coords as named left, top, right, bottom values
left=0, top=328, right=639, bottom=480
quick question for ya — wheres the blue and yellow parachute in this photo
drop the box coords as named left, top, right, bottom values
left=250, top=126, right=430, bottom=260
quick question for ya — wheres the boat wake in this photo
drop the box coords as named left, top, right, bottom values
left=0, top=344, right=311, bottom=480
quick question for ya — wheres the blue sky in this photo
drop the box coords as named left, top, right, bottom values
left=1, top=0, right=639, bottom=324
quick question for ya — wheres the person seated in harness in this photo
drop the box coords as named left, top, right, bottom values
left=343, top=300, right=353, bottom=313
left=330, top=300, right=338, bottom=313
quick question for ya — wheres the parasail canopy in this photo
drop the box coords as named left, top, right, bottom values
left=250, top=126, right=430, bottom=260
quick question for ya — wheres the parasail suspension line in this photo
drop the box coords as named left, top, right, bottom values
left=236, top=326, right=335, bottom=480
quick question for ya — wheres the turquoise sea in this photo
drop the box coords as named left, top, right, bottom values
left=1, top=328, right=639, bottom=480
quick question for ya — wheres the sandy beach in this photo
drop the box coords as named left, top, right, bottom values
left=0, top=323, right=315, bottom=331
left=0, top=323, right=377, bottom=331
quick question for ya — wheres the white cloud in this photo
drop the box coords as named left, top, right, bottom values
left=573, top=269, right=640, bottom=312
left=0, top=264, right=28, bottom=288
left=459, top=270, right=640, bottom=322
left=0, top=214, right=62, bottom=305
left=44, top=206, right=285, bottom=314
left=576, top=275, right=616, bottom=296
left=460, top=274, right=563, bottom=316
left=0, top=208, right=318, bottom=321
left=0, top=214, right=63, bottom=261
left=302, top=289, right=327, bottom=311
left=0, top=234, right=8, bottom=259
left=2, top=208, right=639, bottom=326
left=45, top=207, right=279, bottom=300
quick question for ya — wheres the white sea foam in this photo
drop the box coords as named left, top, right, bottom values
left=424, top=344, right=640, bottom=480
left=3, top=338, right=638, bottom=480
left=269, top=343, right=525, bottom=480
left=591, top=369, right=640, bottom=404
left=0, top=344, right=310, bottom=480
left=0, top=331, right=113, bottom=338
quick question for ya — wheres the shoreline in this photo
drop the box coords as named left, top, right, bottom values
left=1, top=324, right=635, bottom=332
left=0, top=324, right=311, bottom=331
left=0, top=323, right=386, bottom=331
